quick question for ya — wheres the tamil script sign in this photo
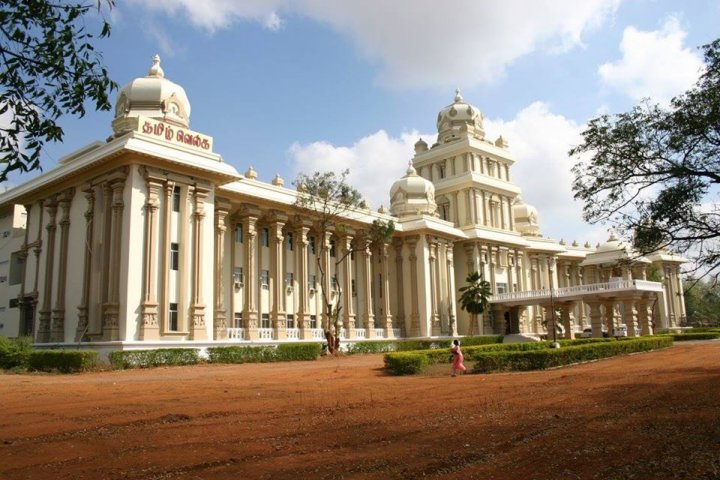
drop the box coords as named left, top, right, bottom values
left=137, top=117, right=214, bottom=152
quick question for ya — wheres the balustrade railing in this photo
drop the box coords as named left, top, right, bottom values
left=227, top=328, right=245, bottom=339
left=286, top=328, right=300, bottom=340
left=353, top=328, right=366, bottom=339
left=374, top=328, right=385, bottom=338
left=492, top=279, right=664, bottom=303
left=258, top=328, right=274, bottom=340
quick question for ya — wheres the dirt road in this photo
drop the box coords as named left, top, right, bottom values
left=1, top=341, right=719, bottom=479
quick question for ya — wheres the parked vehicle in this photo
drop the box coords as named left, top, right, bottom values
left=579, top=327, right=609, bottom=338
left=613, top=325, right=628, bottom=337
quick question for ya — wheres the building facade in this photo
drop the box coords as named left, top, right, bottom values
left=0, top=57, right=686, bottom=347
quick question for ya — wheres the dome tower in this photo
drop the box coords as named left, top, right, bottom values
left=390, top=162, right=437, bottom=218
left=436, top=89, right=485, bottom=145
left=111, top=55, right=192, bottom=137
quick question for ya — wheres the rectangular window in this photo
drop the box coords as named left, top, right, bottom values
left=329, top=239, right=336, bottom=257
left=331, top=275, right=339, bottom=291
left=261, top=228, right=269, bottom=247
left=286, top=232, right=293, bottom=251
left=233, top=266, right=243, bottom=284
left=439, top=164, right=446, bottom=179
left=260, top=270, right=269, bottom=288
left=235, top=225, right=243, bottom=243
left=309, top=236, right=316, bottom=255
left=170, top=243, right=179, bottom=270
left=172, top=186, right=181, bottom=212
left=496, top=282, right=508, bottom=294
left=308, top=274, right=316, bottom=290
left=285, top=272, right=294, bottom=287
left=169, top=303, right=178, bottom=331
left=8, top=298, right=18, bottom=308
left=310, top=314, right=317, bottom=329
left=351, top=279, right=357, bottom=297
left=286, top=314, right=295, bottom=329
left=8, top=252, right=23, bottom=285
left=261, top=313, right=270, bottom=329
left=233, top=312, right=243, bottom=328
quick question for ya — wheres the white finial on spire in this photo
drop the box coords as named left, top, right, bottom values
left=148, top=54, right=164, bottom=78
left=406, top=160, right=417, bottom=176
left=454, top=88, right=463, bottom=103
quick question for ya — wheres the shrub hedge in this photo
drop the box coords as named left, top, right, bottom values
left=383, top=352, right=428, bottom=375
left=383, top=336, right=673, bottom=375
left=471, top=336, right=673, bottom=373
left=347, top=335, right=503, bottom=354
left=207, top=342, right=323, bottom=364
left=0, top=335, right=33, bottom=369
left=27, top=350, right=99, bottom=373
left=1, top=337, right=99, bottom=373
left=275, top=342, right=323, bottom=361
left=109, top=348, right=201, bottom=369
left=664, top=332, right=720, bottom=341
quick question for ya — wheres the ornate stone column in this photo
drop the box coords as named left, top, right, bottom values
left=17, top=203, right=32, bottom=337
left=407, top=236, right=420, bottom=337
left=560, top=302, right=575, bottom=339
left=76, top=189, right=95, bottom=341
left=446, top=240, right=458, bottom=337
left=316, top=231, right=331, bottom=331
left=213, top=200, right=231, bottom=340
left=269, top=213, right=288, bottom=340
left=378, top=242, right=393, bottom=338
left=361, top=235, right=375, bottom=337
left=675, top=267, right=686, bottom=322
left=428, top=239, right=440, bottom=336
left=160, top=181, right=174, bottom=334
left=623, top=297, right=639, bottom=337
left=602, top=300, right=615, bottom=337
left=102, top=174, right=126, bottom=341
left=190, top=187, right=209, bottom=340
left=588, top=301, right=603, bottom=338
left=294, top=223, right=311, bottom=339
left=37, top=197, right=58, bottom=343
left=50, top=189, right=74, bottom=342
left=393, top=238, right=405, bottom=337
left=140, top=175, right=162, bottom=340
left=340, top=233, right=356, bottom=338
left=638, top=295, right=653, bottom=335
left=242, top=207, right=260, bottom=340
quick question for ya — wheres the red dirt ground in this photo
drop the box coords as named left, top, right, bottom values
left=1, top=341, right=719, bottom=480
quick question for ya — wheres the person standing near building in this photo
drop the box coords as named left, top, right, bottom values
left=451, top=339, right=466, bottom=376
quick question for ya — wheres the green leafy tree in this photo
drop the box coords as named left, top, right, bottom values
left=570, top=39, right=720, bottom=277
left=684, top=278, right=720, bottom=326
left=0, top=0, right=117, bottom=181
left=458, top=271, right=492, bottom=335
left=294, top=169, right=394, bottom=354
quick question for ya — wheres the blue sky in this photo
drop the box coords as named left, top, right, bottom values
left=12, top=0, right=720, bottom=246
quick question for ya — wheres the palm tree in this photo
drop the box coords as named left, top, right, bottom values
left=458, top=271, right=492, bottom=335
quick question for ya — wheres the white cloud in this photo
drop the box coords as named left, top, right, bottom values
left=598, top=16, right=704, bottom=103
left=484, top=102, right=602, bottom=245
left=125, top=0, right=620, bottom=89
left=287, top=129, right=433, bottom=211
left=287, top=102, right=607, bottom=246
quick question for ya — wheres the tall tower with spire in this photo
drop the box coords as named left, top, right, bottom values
left=411, top=89, right=521, bottom=233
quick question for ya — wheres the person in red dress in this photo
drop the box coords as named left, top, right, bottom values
left=451, top=339, right=466, bottom=376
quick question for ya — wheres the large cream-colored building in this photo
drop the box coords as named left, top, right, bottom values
left=0, top=57, right=686, bottom=349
